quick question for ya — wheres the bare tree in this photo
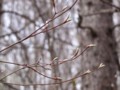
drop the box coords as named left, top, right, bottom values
left=78, top=0, right=118, bottom=90
left=0, top=0, right=81, bottom=90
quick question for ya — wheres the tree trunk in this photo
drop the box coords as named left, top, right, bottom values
left=0, top=0, right=2, bottom=30
left=78, top=0, right=118, bottom=90
left=113, top=0, right=120, bottom=89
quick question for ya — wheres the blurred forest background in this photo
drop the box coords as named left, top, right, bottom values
left=0, top=0, right=120, bottom=90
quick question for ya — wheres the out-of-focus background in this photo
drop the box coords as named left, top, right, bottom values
left=0, top=0, right=120, bottom=90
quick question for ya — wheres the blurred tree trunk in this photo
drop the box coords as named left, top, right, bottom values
left=0, top=0, right=3, bottom=68
left=0, top=0, right=2, bottom=31
left=78, top=0, right=118, bottom=90
left=0, top=1, right=7, bottom=90
left=0, top=0, right=3, bottom=83
left=113, top=0, right=120, bottom=89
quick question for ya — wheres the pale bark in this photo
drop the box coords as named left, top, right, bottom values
left=78, top=0, right=118, bottom=90
left=113, top=0, right=120, bottom=89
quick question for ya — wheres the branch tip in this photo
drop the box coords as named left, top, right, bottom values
left=98, top=63, right=105, bottom=68
left=87, top=44, right=96, bottom=47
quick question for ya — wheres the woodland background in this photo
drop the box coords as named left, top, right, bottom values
left=0, top=0, right=120, bottom=90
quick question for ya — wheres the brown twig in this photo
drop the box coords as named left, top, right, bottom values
left=0, top=63, right=104, bottom=86
left=0, top=0, right=78, bottom=53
